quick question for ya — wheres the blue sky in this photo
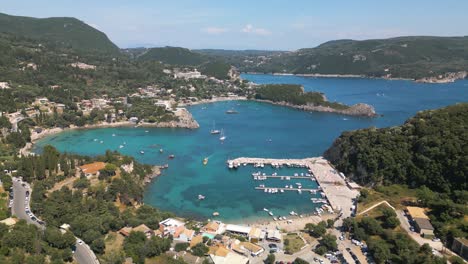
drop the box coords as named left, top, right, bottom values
left=1, top=0, right=467, bottom=50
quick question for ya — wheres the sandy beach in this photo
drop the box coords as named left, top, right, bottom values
left=179, top=95, right=248, bottom=106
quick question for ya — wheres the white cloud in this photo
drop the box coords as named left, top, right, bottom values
left=241, top=24, right=271, bottom=36
left=201, top=27, right=228, bottom=34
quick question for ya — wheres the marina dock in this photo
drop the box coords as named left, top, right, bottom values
left=227, top=156, right=360, bottom=219
left=252, top=175, right=316, bottom=180
left=254, top=186, right=318, bottom=192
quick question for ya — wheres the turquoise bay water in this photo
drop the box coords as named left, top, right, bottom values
left=36, top=75, right=468, bottom=223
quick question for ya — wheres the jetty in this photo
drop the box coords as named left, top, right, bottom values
left=252, top=175, right=315, bottom=180
left=227, top=157, right=360, bottom=219
left=255, top=186, right=318, bottom=192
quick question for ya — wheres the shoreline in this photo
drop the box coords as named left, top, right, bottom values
left=179, top=95, right=248, bottom=106
left=254, top=99, right=377, bottom=117
left=243, top=71, right=468, bottom=83
left=21, top=107, right=199, bottom=156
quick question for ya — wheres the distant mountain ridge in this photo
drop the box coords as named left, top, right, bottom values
left=0, top=13, right=119, bottom=53
left=233, top=36, right=468, bottom=80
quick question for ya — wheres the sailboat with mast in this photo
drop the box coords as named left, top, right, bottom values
left=210, top=121, right=220, bottom=134
left=219, top=129, right=226, bottom=141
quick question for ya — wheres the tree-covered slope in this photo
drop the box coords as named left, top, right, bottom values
left=137, top=46, right=233, bottom=79
left=324, top=103, right=467, bottom=193
left=0, top=13, right=119, bottom=53
left=239, top=36, right=468, bottom=79
left=137, top=47, right=207, bottom=65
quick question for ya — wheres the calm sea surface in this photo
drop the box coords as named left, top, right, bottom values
left=35, top=74, right=468, bottom=223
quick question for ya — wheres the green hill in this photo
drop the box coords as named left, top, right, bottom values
left=238, top=36, right=468, bottom=79
left=324, top=103, right=468, bottom=193
left=137, top=47, right=207, bottom=65
left=0, top=13, right=119, bottom=53
left=137, top=46, right=233, bottom=79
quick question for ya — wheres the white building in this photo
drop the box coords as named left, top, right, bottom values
left=0, top=82, right=10, bottom=89
left=225, top=224, right=251, bottom=237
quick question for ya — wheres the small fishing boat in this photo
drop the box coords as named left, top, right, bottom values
left=145, top=130, right=149, bottom=133
left=168, top=154, right=175, bottom=159
left=213, top=212, right=219, bottom=216
left=198, top=194, right=205, bottom=200
left=100, top=141, right=104, bottom=144
left=268, top=211, right=274, bottom=216
left=159, top=149, right=163, bottom=153
left=225, top=109, right=238, bottom=114
left=263, top=208, right=269, bottom=212
left=112, top=134, right=116, bottom=137
left=119, top=145, right=124, bottom=148
left=140, top=150, right=145, bottom=154
left=93, top=139, right=98, bottom=142
left=203, top=157, right=208, bottom=165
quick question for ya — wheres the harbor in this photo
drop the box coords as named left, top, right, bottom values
left=227, top=157, right=360, bottom=219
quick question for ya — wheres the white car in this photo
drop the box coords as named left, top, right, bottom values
left=77, top=240, right=84, bottom=245
left=432, top=238, right=441, bottom=242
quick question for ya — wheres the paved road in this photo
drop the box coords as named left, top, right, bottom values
left=75, top=240, right=100, bottom=264
left=11, top=178, right=44, bottom=229
left=11, top=177, right=99, bottom=264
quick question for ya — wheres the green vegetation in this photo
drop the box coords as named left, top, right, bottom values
left=126, top=97, right=178, bottom=123
left=314, top=234, right=337, bottom=255
left=325, top=103, right=467, bottom=192
left=254, top=84, right=349, bottom=109
left=305, top=221, right=327, bottom=238
left=0, top=12, right=119, bottom=53
left=191, top=242, right=209, bottom=257
left=265, top=253, right=276, bottom=264
left=138, top=47, right=207, bottom=65
left=284, top=233, right=306, bottom=254
left=174, top=242, right=190, bottom=252
left=343, top=212, right=445, bottom=264
left=293, top=257, right=310, bottom=264
left=123, top=231, right=171, bottom=264
left=137, top=47, right=233, bottom=79
left=325, top=104, right=468, bottom=263
left=235, top=36, right=468, bottom=79
left=0, top=220, right=74, bottom=263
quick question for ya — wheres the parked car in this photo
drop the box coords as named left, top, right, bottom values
left=432, top=237, right=441, bottom=242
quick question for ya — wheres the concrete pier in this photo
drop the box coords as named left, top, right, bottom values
left=252, top=175, right=316, bottom=180
left=228, top=156, right=360, bottom=219
left=255, top=186, right=318, bottom=192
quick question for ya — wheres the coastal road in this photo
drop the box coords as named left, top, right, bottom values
left=75, top=239, right=100, bottom=264
left=11, top=178, right=44, bottom=229
left=11, top=177, right=99, bottom=264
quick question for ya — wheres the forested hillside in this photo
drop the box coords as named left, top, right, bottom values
left=236, top=36, right=468, bottom=79
left=324, top=103, right=467, bottom=193
left=137, top=46, right=233, bottom=79
left=0, top=13, right=119, bottom=53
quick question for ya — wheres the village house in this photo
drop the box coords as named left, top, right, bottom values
left=159, top=218, right=185, bottom=237
left=406, top=206, right=435, bottom=237
left=202, top=221, right=222, bottom=234
left=70, top=62, right=96, bottom=70
left=79, top=162, right=106, bottom=178
left=451, top=238, right=468, bottom=261
left=0, top=82, right=10, bottom=89
left=118, top=224, right=154, bottom=238
left=173, top=227, right=195, bottom=242
left=266, top=229, right=282, bottom=242
left=225, top=224, right=251, bottom=237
